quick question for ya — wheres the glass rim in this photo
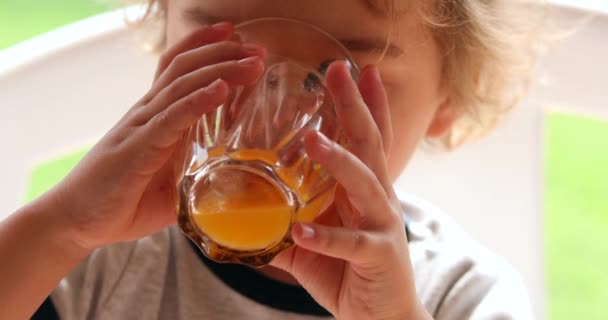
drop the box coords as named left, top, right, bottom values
left=234, top=17, right=361, bottom=74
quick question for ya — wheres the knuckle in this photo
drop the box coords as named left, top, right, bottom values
left=107, top=126, right=133, bottom=147
left=120, top=107, right=142, bottom=126
left=153, top=109, right=172, bottom=128
left=352, top=231, right=370, bottom=252
left=348, top=135, right=366, bottom=150
left=319, top=229, right=335, bottom=250
left=181, top=95, right=201, bottom=117
left=346, top=134, right=364, bottom=150
left=351, top=128, right=382, bottom=152
left=167, top=76, right=187, bottom=97
left=140, top=91, right=155, bottom=105
left=172, top=52, right=189, bottom=67
left=164, top=54, right=185, bottom=76
left=158, top=50, right=173, bottom=67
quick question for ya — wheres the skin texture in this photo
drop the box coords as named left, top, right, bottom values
left=167, top=1, right=452, bottom=318
left=0, top=1, right=459, bottom=319
left=167, top=0, right=457, bottom=180
left=165, top=4, right=456, bottom=317
left=0, top=23, right=265, bottom=319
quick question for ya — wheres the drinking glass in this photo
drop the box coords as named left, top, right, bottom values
left=176, top=18, right=359, bottom=267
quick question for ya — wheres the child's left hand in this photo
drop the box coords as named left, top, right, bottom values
left=271, top=62, right=431, bottom=320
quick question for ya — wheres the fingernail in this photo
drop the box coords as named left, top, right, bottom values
left=242, top=43, right=266, bottom=57
left=297, top=223, right=316, bottom=240
left=369, top=65, right=382, bottom=84
left=304, top=131, right=331, bottom=158
left=314, top=132, right=333, bottom=157
left=238, top=56, right=261, bottom=66
left=363, top=64, right=379, bottom=77
left=331, top=60, right=348, bottom=73
left=205, top=79, right=226, bottom=94
left=341, top=62, right=356, bottom=81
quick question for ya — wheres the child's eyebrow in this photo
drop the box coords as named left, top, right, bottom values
left=182, top=7, right=404, bottom=57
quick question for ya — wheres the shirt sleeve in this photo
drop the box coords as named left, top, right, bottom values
left=467, top=261, right=535, bottom=320
left=400, top=192, right=535, bottom=320
left=49, top=241, right=135, bottom=320
left=430, top=255, right=535, bottom=320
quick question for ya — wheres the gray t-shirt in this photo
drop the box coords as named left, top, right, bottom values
left=49, top=193, right=533, bottom=319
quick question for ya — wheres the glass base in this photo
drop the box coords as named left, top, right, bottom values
left=177, top=156, right=297, bottom=267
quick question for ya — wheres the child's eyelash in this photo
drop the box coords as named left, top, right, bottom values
left=318, top=59, right=335, bottom=74
left=304, top=73, right=322, bottom=92
left=303, top=59, right=337, bottom=93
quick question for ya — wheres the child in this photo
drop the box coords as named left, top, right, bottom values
left=0, top=0, right=542, bottom=319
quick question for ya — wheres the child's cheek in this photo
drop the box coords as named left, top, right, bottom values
left=375, top=71, right=403, bottom=110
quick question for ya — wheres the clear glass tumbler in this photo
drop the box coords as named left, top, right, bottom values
left=176, top=18, right=359, bottom=267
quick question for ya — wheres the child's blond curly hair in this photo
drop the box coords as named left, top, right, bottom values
left=132, top=0, right=546, bottom=148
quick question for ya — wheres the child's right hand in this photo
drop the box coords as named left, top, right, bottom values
left=42, top=22, right=265, bottom=252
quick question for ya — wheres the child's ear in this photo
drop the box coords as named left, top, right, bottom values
left=426, top=96, right=460, bottom=138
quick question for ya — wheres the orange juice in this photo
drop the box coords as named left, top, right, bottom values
left=193, top=205, right=291, bottom=250
left=188, top=148, right=333, bottom=254
left=192, top=164, right=291, bottom=250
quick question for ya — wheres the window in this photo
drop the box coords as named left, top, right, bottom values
left=546, top=113, right=608, bottom=320
left=0, top=0, right=111, bottom=49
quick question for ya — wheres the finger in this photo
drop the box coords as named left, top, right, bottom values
left=358, top=65, right=393, bottom=157
left=325, top=61, right=391, bottom=188
left=269, top=245, right=315, bottom=275
left=152, top=41, right=266, bottom=99
left=304, top=131, right=393, bottom=226
left=334, top=186, right=358, bottom=227
left=141, top=79, right=229, bottom=150
left=133, top=56, right=264, bottom=125
left=153, top=22, right=234, bottom=82
left=292, top=223, right=383, bottom=264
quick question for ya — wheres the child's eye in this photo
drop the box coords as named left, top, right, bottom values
left=318, top=59, right=335, bottom=75
left=301, top=59, right=335, bottom=93
left=266, top=72, right=279, bottom=89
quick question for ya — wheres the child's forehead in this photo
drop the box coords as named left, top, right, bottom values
left=174, top=0, right=389, bottom=27
left=173, top=0, right=422, bottom=57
